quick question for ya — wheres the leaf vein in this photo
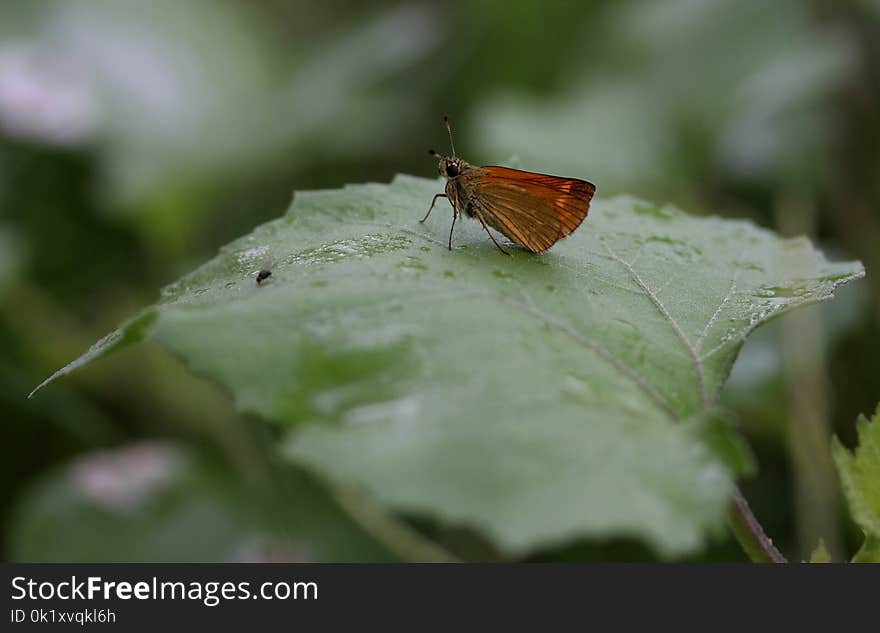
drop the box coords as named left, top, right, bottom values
left=482, top=291, right=680, bottom=420
left=696, top=280, right=737, bottom=353
left=603, top=244, right=708, bottom=410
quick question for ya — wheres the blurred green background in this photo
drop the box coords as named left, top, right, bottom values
left=1, top=0, right=879, bottom=562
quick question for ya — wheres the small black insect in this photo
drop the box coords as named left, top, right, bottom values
left=256, top=269, right=272, bottom=285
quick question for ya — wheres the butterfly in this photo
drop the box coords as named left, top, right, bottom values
left=421, top=115, right=595, bottom=255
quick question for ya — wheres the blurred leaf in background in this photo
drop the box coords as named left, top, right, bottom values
left=473, top=0, right=854, bottom=199
left=10, top=441, right=393, bottom=562
left=0, top=0, right=443, bottom=250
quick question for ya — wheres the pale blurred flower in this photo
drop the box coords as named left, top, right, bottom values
left=0, top=43, right=97, bottom=145
left=70, top=442, right=184, bottom=513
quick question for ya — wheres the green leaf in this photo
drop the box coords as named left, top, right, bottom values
left=832, top=405, right=880, bottom=562
left=32, top=174, right=863, bottom=558
left=809, top=538, right=831, bottom=563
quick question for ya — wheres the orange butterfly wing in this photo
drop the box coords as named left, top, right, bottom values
left=460, top=166, right=595, bottom=253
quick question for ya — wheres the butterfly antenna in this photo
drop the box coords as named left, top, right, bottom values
left=443, top=114, right=456, bottom=157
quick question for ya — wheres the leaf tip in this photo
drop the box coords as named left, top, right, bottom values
left=26, top=309, right=157, bottom=400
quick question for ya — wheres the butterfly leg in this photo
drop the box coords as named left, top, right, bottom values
left=473, top=209, right=511, bottom=256
left=420, top=193, right=448, bottom=223
left=447, top=208, right=458, bottom=250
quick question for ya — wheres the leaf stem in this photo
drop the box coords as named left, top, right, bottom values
left=728, top=488, right=787, bottom=563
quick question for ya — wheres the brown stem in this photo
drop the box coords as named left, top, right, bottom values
left=728, top=488, right=787, bottom=563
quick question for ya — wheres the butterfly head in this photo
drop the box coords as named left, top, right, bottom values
left=429, top=151, right=463, bottom=179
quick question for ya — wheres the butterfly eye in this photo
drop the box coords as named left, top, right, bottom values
left=445, top=163, right=459, bottom=177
